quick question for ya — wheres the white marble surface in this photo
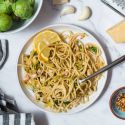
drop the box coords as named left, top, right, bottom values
left=0, top=0, right=125, bottom=124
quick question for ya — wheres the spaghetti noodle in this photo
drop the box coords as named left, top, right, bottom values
left=20, top=31, right=105, bottom=112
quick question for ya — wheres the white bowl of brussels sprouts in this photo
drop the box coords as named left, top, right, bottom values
left=0, top=0, right=43, bottom=34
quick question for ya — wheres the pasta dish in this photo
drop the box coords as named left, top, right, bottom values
left=20, top=30, right=105, bottom=112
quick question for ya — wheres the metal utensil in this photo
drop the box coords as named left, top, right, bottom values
left=101, top=0, right=125, bottom=17
left=79, top=55, right=125, bottom=84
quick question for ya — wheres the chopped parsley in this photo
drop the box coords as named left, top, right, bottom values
left=54, top=100, right=59, bottom=106
left=89, top=46, right=97, bottom=53
left=63, top=101, right=70, bottom=105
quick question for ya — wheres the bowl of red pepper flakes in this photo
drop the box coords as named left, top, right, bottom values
left=110, top=87, right=125, bottom=120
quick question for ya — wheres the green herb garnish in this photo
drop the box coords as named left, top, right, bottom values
left=54, top=100, right=59, bottom=106
left=89, top=46, right=97, bottom=53
left=63, top=101, right=70, bottom=105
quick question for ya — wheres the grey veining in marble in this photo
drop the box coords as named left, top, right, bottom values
left=0, top=0, right=125, bottom=125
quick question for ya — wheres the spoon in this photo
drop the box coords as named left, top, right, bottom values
left=79, top=55, right=125, bottom=84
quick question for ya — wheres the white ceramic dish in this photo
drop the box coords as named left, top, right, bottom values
left=0, top=0, right=43, bottom=34
left=17, top=24, right=108, bottom=114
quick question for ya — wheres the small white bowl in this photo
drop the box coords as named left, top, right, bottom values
left=0, top=0, right=43, bottom=34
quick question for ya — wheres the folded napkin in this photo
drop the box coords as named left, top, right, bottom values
left=0, top=113, right=35, bottom=125
left=0, top=39, right=8, bottom=69
left=0, top=89, right=35, bottom=125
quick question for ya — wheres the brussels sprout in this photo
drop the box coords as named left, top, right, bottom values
left=0, top=0, right=4, bottom=2
left=8, top=0, right=17, bottom=2
left=5, top=0, right=17, bottom=3
left=0, top=13, right=13, bottom=32
left=12, top=0, right=34, bottom=19
left=0, top=1, right=12, bottom=14
left=0, top=0, right=17, bottom=14
left=28, top=0, right=35, bottom=6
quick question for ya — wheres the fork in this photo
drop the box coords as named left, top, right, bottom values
left=79, top=55, right=125, bottom=84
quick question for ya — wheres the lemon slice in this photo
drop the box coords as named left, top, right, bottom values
left=37, top=41, right=47, bottom=53
left=33, top=30, right=61, bottom=52
left=38, top=47, right=51, bottom=62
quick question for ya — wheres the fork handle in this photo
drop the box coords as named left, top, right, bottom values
left=79, top=55, right=125, bottom=84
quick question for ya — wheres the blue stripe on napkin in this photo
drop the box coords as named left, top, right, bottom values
left=25, top=113, right=32, bottom=125
left=14, top=114, right=20, bottom=125
left=3, top=114, right=9, bottom=125
left=0, top=89, right=35, bottom=125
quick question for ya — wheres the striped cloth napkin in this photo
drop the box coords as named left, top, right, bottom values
left=0, top=89, right=35, bottom=125
left=0, top=39, right=8, bottom=69
left=0, top=113, right=35, bottom=125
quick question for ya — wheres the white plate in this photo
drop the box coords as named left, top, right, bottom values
left=17, top=24, right=108, bottom=114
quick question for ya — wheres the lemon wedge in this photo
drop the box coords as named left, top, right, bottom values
left=33, top=30, right=61, bottom=62
left=37, top=41, right=47, bottom=53
left=33, top=30, right=61, bottom=52
left=38, top=47, right=51, bottom=62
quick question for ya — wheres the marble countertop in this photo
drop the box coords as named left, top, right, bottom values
left=0, top=0, right=125, bottom=125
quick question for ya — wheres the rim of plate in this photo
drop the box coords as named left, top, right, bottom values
left=17, top=24, right=108, bottom=115
left=0, top=0, right=43, bottom=34
left=109, top=87, right=125, bottom=120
